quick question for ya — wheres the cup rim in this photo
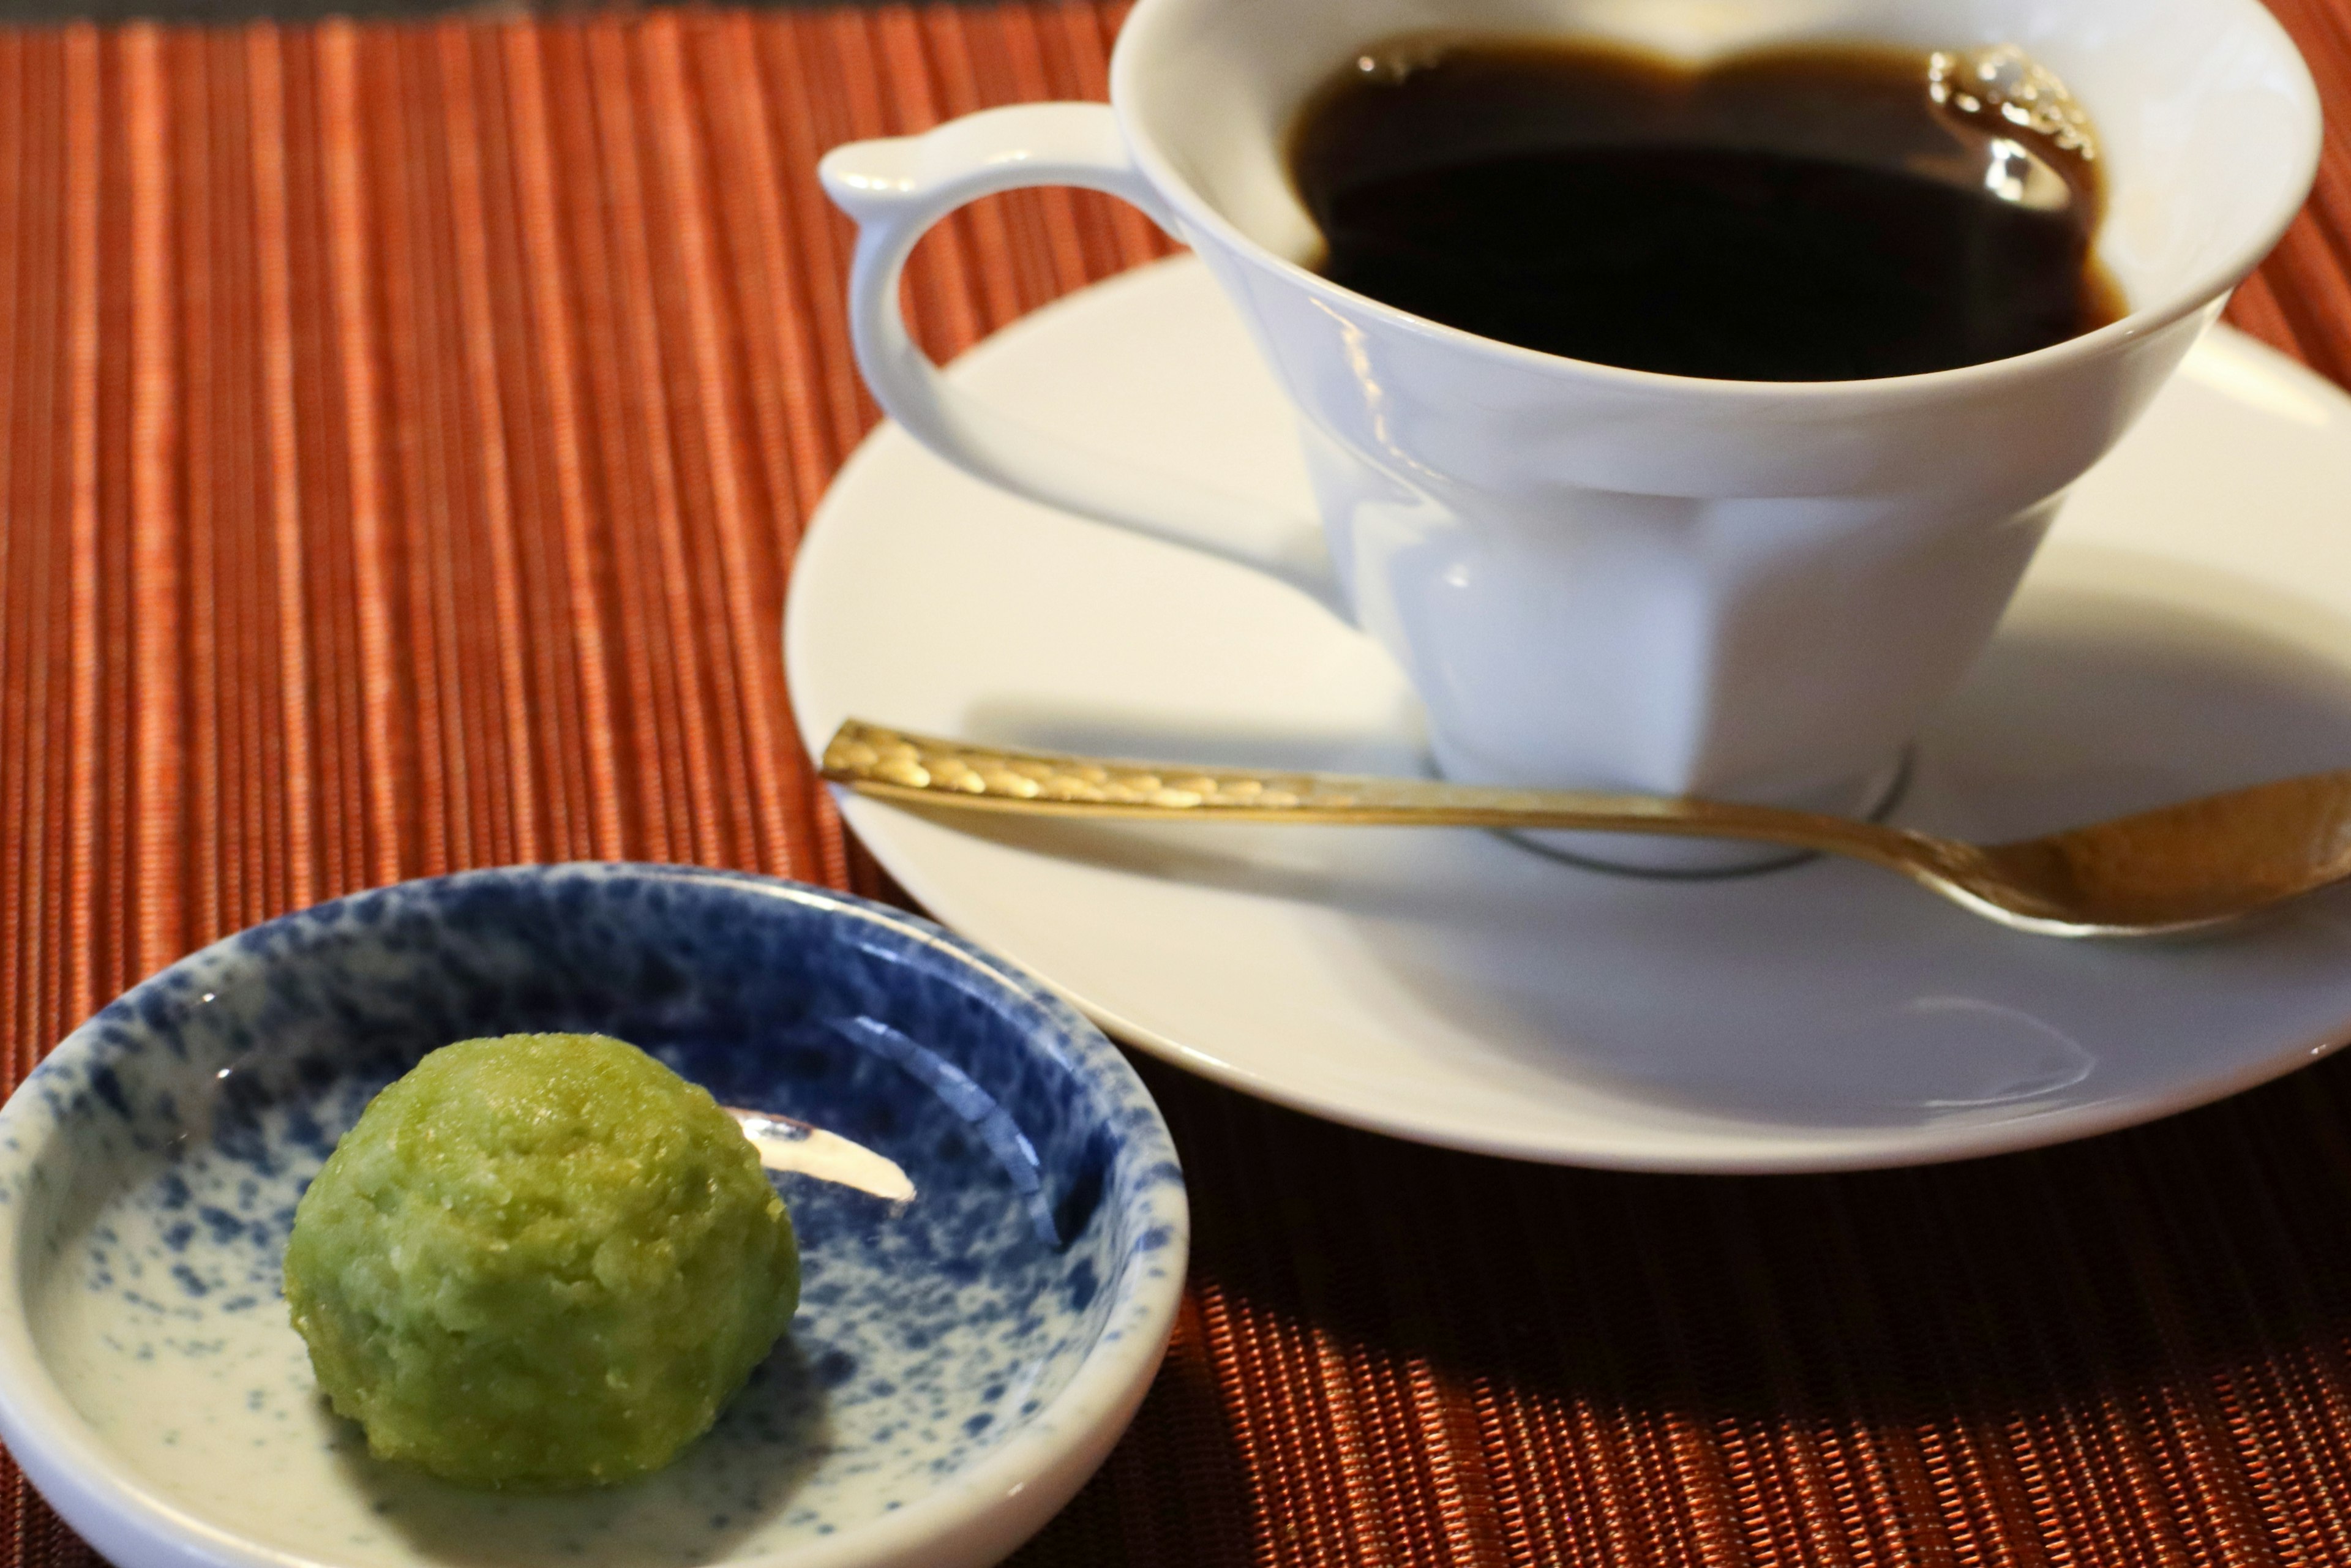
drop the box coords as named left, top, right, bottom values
left=1109, top=0, right=2324, bottom=402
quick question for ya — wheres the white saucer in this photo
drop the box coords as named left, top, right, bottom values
left=787, top=257, right=2351, bottom=1173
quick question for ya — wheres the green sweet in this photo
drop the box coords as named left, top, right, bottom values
left=283, top=1033, right=800, bottom=1489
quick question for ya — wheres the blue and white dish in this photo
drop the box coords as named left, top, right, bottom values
left=0, top=865, right=1188, bottom=1568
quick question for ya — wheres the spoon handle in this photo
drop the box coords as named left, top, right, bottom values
left=819, top=721, right=1908, bottom=862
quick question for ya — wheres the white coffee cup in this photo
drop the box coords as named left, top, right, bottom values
left=820, top=0, right=2320, bottom=869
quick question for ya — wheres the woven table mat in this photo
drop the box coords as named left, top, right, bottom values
left=3, top=4, right=2351, bottom=1564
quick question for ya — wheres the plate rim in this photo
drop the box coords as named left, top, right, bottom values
left=0, top=863, right=1190, bottom=1568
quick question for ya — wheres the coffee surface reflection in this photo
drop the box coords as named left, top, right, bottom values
left=1289, top=38, right=2126, bottom=381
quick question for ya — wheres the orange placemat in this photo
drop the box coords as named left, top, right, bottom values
left=4, top=5, right=2351, bottom=1562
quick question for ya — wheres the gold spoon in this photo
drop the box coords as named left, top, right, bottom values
left=820, top=720, right=2351, bottom=939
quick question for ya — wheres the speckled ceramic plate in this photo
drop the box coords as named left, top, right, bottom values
left=0, top=865, right=1188, bottom=1568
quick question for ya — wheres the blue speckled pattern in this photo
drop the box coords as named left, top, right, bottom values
left=0, top=865, right=1186, bottom=1568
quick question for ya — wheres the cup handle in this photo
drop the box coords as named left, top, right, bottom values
left=819, top=103, right=1338, bottom=613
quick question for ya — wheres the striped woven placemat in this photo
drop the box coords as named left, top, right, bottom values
left=2, top=4, right=2350, bottom=1562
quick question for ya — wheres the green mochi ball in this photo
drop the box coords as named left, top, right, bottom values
left=283, top=1033, right=800, bottom=1489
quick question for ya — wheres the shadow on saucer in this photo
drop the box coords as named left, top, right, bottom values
left=958, top=698, right=1430, bottom=779
left=905, top=580, right=2351, bottom=1131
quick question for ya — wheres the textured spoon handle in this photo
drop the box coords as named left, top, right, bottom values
left=819, top=720, right=1895, bottom=855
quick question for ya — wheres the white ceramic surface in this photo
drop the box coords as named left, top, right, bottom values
left=787, top=256, right=2351, bottom=1173
left=817, top=0, right=2320, bottom=868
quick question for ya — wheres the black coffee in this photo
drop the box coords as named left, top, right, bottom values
left=1288, top=39, right=2126, bottom=381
